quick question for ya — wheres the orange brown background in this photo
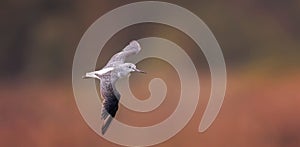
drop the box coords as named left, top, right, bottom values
left=1, top=0, right=300, bottom=146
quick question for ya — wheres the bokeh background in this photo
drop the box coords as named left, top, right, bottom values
left=1, top=0, right=300, bottom=146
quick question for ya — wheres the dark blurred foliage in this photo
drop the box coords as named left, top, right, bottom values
left=1, top=0, right=80, bottom=78
left=0, top=0, right=299, bottom=79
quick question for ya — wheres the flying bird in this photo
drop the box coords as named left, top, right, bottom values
left=82, top=41, right=146, bottom=135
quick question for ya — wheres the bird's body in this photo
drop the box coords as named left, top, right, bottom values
left=83, top=41, right=145, bottom=134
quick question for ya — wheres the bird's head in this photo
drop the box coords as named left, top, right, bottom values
left=125, top=63, right=146, bottom=73
left=118, top=63, right=146, bottom=78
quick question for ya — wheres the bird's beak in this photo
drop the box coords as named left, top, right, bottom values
left=135, top=68, right=146, bottom=74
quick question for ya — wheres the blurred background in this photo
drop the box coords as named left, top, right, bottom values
left=1, top=0, right=300, bottom=146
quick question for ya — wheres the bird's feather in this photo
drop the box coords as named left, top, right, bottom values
left=105, top=40, right=141, bottom=67
left=101, top=115, right=113, bottom=135
left=83, top=67, right=114, bottom=79
left=99, top=74, right=120, bottom=134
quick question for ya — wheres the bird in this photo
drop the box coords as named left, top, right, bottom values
left=82, top=40, right=146, bottom=135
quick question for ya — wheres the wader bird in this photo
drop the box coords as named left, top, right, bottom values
left=83, top=41, right=146, bottom=134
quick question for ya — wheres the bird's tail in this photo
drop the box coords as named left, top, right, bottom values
left=82, top=71, right=98, bottom=79
left=101, top=108, right=113, bottom=135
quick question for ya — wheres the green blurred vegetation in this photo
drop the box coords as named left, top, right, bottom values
left=0, top=0, right=299, bottom=79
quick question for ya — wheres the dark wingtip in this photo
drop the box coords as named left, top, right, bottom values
left=101, top=116, right=113, bottom=135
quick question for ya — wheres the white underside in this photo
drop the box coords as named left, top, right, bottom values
left=85, top=67, right=114, bottom=79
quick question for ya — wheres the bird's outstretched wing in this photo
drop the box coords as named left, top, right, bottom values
left=99, top=40, right=141, bottom=134
left=105, top=40, right=141, bottom=67
left=99, top=76, right=120, bottom=135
